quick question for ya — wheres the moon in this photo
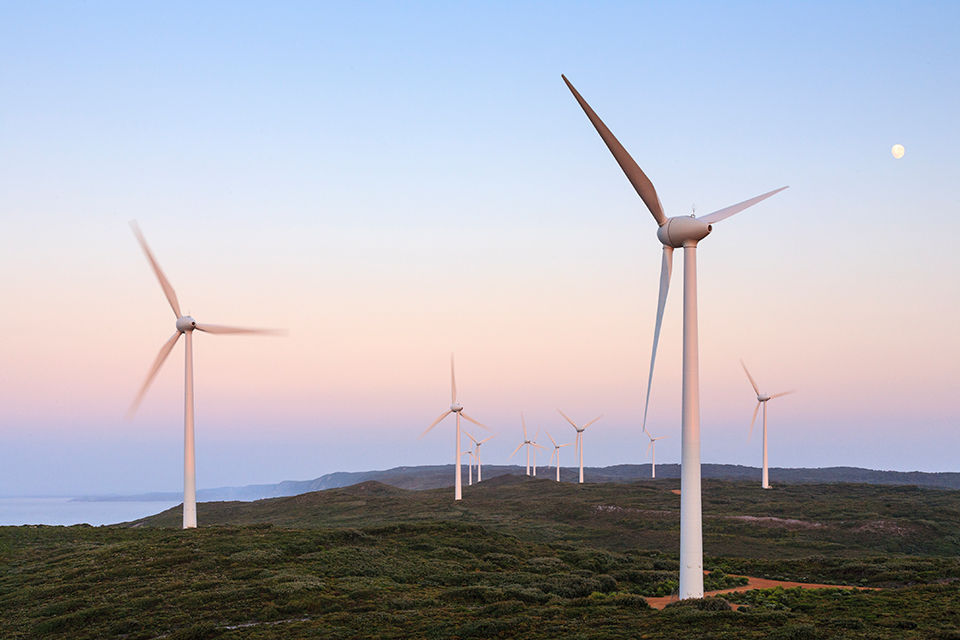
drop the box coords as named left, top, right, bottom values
left=891, top=144, right=905, bottom=159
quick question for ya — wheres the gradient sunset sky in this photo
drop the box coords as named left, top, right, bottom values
left=1, top=2, right=958, bottom=495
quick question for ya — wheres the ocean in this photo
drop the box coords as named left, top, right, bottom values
left=0, top=497, right=180, bottom=526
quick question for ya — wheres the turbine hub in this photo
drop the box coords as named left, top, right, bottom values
left=450, top=402, right=463, bottom=412
left=176, top=316, right=198, bottom=333
left=657, top=216, right=712, bottom=248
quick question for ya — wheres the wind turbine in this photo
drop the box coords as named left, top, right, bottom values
left=465, top=431, right=495, bottom=482
left=509, top=413, right=544, bottom=476
left=645, top=432, right=669, bottom=479
left=127, top=222, right=281, bottom=530
left=741, top=360, right=795, bottom=490
left=461, top=447, right=475, bottom=486
left=562, top=75, right=788, bottom=599
left=545, top=431, right=572, bottom=482
left=420, top=354, right=488, bottom=500
left=530, top=432, right=545, bottom=476
left=557, top=409, right=602, bottom=483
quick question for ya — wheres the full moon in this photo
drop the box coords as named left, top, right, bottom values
left=891, top=144, right=905, bottom=159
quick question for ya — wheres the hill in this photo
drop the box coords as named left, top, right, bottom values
left=4, top=477, right=960, bottom=639
left=78, top=463, right=960, bottom=502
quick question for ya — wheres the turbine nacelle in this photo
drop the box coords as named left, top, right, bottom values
left=656, top=216, right=712, bottom=248
left=450, top=402, right=463, bottom=413
left=176, top=316, right=198, bottom=333
left=757, top=394, right=771, bottom=402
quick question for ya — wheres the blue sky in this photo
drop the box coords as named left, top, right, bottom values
left=1, top=2, right=958, bottom=495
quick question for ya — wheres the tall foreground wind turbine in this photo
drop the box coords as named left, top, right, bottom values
left=546, top=431, right=572, bottom=482
left=563, top=75, right=788, bottom=598
left=420, top=355, right=487, bottom=500
left=127, top=222, right=281, bottom=529
left=465, top=431, right=495, bottom=482
left=557, top=409, right=602, bottom=483
left=741, top=360, right=795, bottom=490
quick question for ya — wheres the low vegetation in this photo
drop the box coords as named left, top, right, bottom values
left=2, top=477, right=959, bottom=638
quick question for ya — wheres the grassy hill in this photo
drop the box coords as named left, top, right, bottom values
left=3, top=477, right=960, bottom=639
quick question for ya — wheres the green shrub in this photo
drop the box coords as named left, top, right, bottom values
left=168, top=622, right=222, bottom=640
left=440, top=586, right=505, bottom=604
left=540, top=574, right=602, bottom=598
left=827, top=617, right=865, bottom=629
left=664, top=596, right=731, bottom=611
left=596, top=574, right=617, bottom=593
left=484, top=552, right=520, bottom=568
left=770, top=624, right=821, bottom=640
left=458, top=618, right=519, bottom=637
left=478, top=599, right=526, bottom=616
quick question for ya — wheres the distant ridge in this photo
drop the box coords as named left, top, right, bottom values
left=75, top=463, right=960, bottom=502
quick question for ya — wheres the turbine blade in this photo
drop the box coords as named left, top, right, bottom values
left=460, top=412, right=490, bottom=431
left=510, top=442, right=525, bottom=458
left=420, top=410, right=452, bottom=439
left=127, top=332, right=181, bottom=418
left=521, top=412, right=528, bottom=440
left=557, top=409, right=578, bottom=430
left=464, top=430, right=478, bottom=444
left=561, top=75, right=667, bottom=226
left=583, top=414, right=603, bottom=430
left=478, top=435, right=496, bottom=444
left=559, top=443, right=572, bottom=448
left=194, top=323, right=284, bottom=335
left=532, top=443, right=547, bottom=451
left=770, top=390, right=796, bottom=400
left=697, top=186, right=789, bottom=224
left=748, top=402, right=761, bottom=441
left=641, top=245, right=674, bottom=432
left=130, top=221, right=182, bottom=318
left=646, top=440, right=653, bottom=455
left=546, top=431, right=558, bottom=448
left=450, top=353, right=457, bottom=403
left=741, top=359, right=761, bottom=396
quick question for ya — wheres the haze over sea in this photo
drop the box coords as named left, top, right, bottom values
left=0, top=498, right=179, bottom=527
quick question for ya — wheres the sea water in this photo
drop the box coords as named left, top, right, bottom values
left=0, top=497, right=180, bottom=526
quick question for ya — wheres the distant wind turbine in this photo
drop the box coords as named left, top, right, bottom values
left=420, top=354, right=488, bottom=501
left=645, top=432, right=669, bottom=479
left=741, top=360, right=795, bottom=490
left=127, top=222, right=282, bottom=529
left=545, top=431, right=572, bottom=482
left=557, top=409, right=602, bottom=483
left=562, top=74, right=788, bottom=598
left=510, top=413, right=545, bottom=476
left=465, top=431, right=495, bottom=482
left=461, top=447, right=475, bottom=486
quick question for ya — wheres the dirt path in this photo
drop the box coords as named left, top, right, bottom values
left=644, top=573, right=873, bottom=610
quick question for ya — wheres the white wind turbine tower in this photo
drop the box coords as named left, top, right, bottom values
left=741, top=360, right=795, bottom=490
left=545, top=431, right=572, bottom=482
left=509, top=413, right=544, bottom=476
left=420, top=354, right=488, bottom=501
left=645, top=432, right=669, bottom=479
left=563, top=75, right=788, bottom=599
left=127, top=222, right=282, bottom=530
left=465, top=431, right=495, bottom=482
left=557, top=409, right=602, bottom=484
